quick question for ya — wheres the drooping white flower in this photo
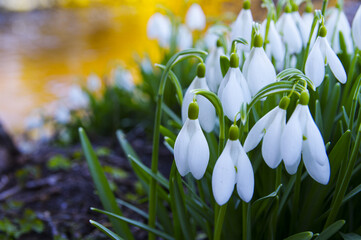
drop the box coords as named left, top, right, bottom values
left=291, top=3, right=308, bottom=46
left=305, top=26, right=347, bottom=88
left=352, top=5, right=361, bottom=50
left=147, top=13, right=171, bottom=47
left=87, top=74, right=101, bottom=92
left=205, top=40, right=225, bottom=92
left=281, top=91, right=330, bottom=185
left=174, top=102, right=210, bottom=179
left=212, top=125, right=254, bottom=205
left=302, top=10, right=318, bottom=46
left=326, top=7, right=353, bottom=54
left=218, top=53, right=251, bottom=121
left=185, top=4, right=206, bottom=31
left=242, top=34, right=276, bottom=97
left=276, top=5, right=303, bottom=54
left=177, top=25, right=193, bottom=50
left=230, top=0, right=253, bottom=55
left=261, top=19, right=285, bottom=63
left=112, top=66, right=134, bottom=91
left=244, top=96, right=289, bottom=168
left=54, top=106, right=71, bottom=124
left=182, top=63, right=216, bottom=132
left=67, top=85, right=89, bottom=110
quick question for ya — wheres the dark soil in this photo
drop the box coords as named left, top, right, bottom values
left=0, top=127, right=173, bottom=239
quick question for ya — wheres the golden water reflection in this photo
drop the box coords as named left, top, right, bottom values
left=0, top=0, right=345, bottom=132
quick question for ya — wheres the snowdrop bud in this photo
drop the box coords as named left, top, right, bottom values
left=197, top=62, right=206, bottom=78
left=291, top=1, right=298, bottom=12
left=188, top=102, right=199, bottom=120
left=279, top=96, right=290, bottom=110
left=285, top=4, right=292, bottom=13
left=299, top=90, right=310, bottom=105
left=305, top=2, right=313, bottom=13
left=243, top=0, right=250, bottom=10
left=230, top=53, right=239, bottom=68
left=186, top=4, right=206, bottom=31
left=229, top=124, right=239, bottom=140
left=217, top=39, right=222, bottom=47
left=352, top=5, right=361, bottom=50
left=319, top=26, right=327, bottom=38
left=254, top=34, right=263, bottom=48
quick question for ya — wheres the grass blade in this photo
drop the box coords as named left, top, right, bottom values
left=89, top=220, right=124, bottom=240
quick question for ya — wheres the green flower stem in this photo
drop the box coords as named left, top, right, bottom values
left=302, top=15, right=319, bottom=72
left=242, top=202, right=248, bottom=240
left=148, top=49, right=207, bottom=240
left=325, top=119, right=361, bottom=228
left=348, top=74, right=361, bottom=131
left=290, top=163, right=303, bottom=234
left=214, top=204, right=228, bottom=240
left=263, top=13, right=272, bottom=52
left=321, top=0, right=329, bottom=16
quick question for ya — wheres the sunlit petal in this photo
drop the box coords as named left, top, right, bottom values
left=236, top=143, right=254, bottom=202
left=323, top=38, right=347, bottom=84
left=174, top=119, right=193, bottom=176
left=305, top=38, right=325, bottom=87
left=185, top=4, right=206, bottom=30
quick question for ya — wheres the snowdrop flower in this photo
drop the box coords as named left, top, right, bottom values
left=218, top=53, right=251, bottom=121
left=185, top=4, right=206, bottom=31
left=54, top=106, right=71, bottom=124
left=182, top=63, right=216, bottom=132
left=326, top=6, right=353, bottom=54
left=276, top=4, right=303, bottom=54
left=261, top=19, right=285, bottom=63
left=112, top=67, right=134, bottom=91
left=242, top=34, right=276, bottom=97
left=87, top=74, right=101, bottom=92
left=174, top=101, right=210, bottom=179
left=67, top=85, right=89, bottom=110
left=212, top=125, right=254, bottom=205
left=244, top=96, right=289, bottom=168
left=205, top=39, right=225, bottom=92
left=302, top=4, right=318, bottom=46
left=230, top=0, right=253, bottom=55
left=147, top=13, right=171, bottom=47
left=352, top=4, right=361, bottom=50
left=305, top=25, right=347, bottom=88
left=177, top=25, right=193, bottom=50
left=291, top=2, right=308, bottom=45
left=281, top=91, right=330, bottom=185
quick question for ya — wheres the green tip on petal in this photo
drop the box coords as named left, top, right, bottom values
left=229, top=125, right=239, bottom=141
left=299, top=90, right=310, bottom=105
left=305, top=2, right=313, bottom=12
left=254, top=34, right=263, bottom=48
left=285, top=4, right=292, bottom=13
left=230, top=53, right=239, bottom=68
left=319, top=25, right=327, bottom=37
left=216, top=39, right=222, bottom=47
left=197, top=63, right=206, bottom=78
left=279, top=96, right=290, bottom=110
left=188, top=102, right=199, bottom=120
left=243, top=0, right=250, bottom=10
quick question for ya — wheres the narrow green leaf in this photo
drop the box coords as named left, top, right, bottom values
left=91, top=208, right=174, bottom=240
left=160, top=125, right=177, bottom=142
left=317, top=220, right=346, bottom=240
left=79, top=128, right=134, bottom=240
left=89, top=220, right=123, bottom=240
left=343, top=183, right=361, bottom=203
left=116, top=199, right=149, bottom=219
left=284, top=231, right=313, bottom=240
left=339, top=232, right=361, bottom=240
left=155, top=64, right=183, bottom=106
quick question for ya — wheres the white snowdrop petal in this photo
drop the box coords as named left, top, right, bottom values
left=262, top=109, right=285, bottom=168
left=292, top=11, right=308, bottom=45
left=235, top=68, right=252, bottom=103
left=305, top=38, right=325, bottom=87
left=236, top=145, right=254, bottom=202
left=178, top=25, right=193, bottom=50
left=212, top=141, right=237, bottom=205
left=198, top=94, right=216, bottom=132
left=284, top=155, right=301, bottom=174
left=302, top=141, right=330, bottom=185
left=231, top=9, right=253, bottom=52
left=352, top=5, right=361, bottom=50
left=206, top=47, right=224, bottom=92
left=174, top=120, right=192, bottom=176
left=324, top=39, right=347, bottom=84
left=221, top=71, right=244, bottom=121
left=304, top=109, right=328, bottom=166
left=244, top=107, right=278, bottom=152
left=243, top=48, right=276, bottom=96
left=277, top=13, right=303, bottom=54
left=186, top=4, right=206, bottom=30
left=188, top=124, right=210, bottom=179
left=281, top=106, right=303, bottom=170
left=268, top=21, right=285, bottom=62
